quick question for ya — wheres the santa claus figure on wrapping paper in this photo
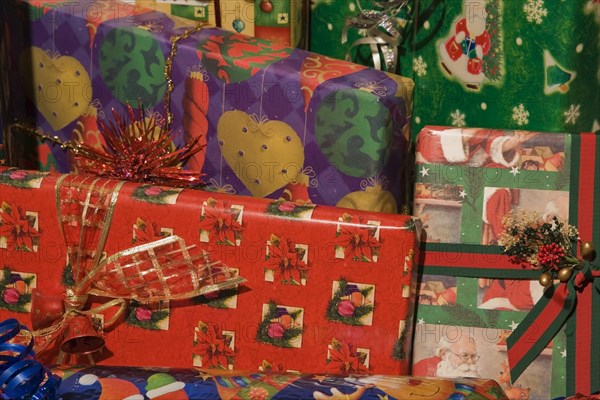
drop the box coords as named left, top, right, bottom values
left=481, top=187, right=513, bottom=245
left=478, top=278, right=544, bottom=311
left=481, top=188, right=569, bottom=246
left=416, top=128, right=538, bottom=168
left=438, top=3, right=490, bottom=90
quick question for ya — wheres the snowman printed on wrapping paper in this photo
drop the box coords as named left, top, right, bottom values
left=438, top=3, right=491, bottom=90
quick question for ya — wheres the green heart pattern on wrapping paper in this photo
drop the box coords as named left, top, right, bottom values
left=315, top=89, right=393, bottom=178
left=100, top=27, right=166, bottom=107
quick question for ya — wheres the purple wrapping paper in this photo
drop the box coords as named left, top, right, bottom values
left=6, top=0, right=414, bottom=212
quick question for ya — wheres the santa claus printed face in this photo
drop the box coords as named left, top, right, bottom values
left=436, top=336, right=480, bottom=378
left=465, top=6, right=488, bottom=37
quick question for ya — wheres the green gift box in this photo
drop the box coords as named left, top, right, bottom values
left=398, top=0, right=600, bottom=136
left=310, top=0, right=600, bottom=135
left=412, top=125, right=600, bottom=398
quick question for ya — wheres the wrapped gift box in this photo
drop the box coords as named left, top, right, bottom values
left=398, top=0, right=600, bottom=136
left=0, top=168, right=419, bottom=373
left=53, top=365, right=509, bottom=399
left=412, top=126, right=600, bottom=398
left=5, top=0, right=413, bottom=212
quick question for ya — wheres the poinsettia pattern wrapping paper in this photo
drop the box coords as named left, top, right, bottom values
left=0, top=168, right=419, bottom=373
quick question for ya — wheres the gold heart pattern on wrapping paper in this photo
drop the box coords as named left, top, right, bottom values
left=336, top=188, right=397, bottom=214
left=217, top=110, right=305, bottom=198
left=21, top=47, right=91, bottom=131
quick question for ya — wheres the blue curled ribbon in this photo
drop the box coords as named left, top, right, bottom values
left=0, top=319, right=61, bottom=400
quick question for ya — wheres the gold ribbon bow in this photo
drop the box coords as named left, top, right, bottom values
left=31, top=174, right=244, bottom=363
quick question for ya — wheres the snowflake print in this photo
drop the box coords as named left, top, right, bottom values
left=450, top=109, right=466, bottom=127
left=523, top=0, right=548, bottom=24
left=412, top=56, right=427, bottom=77
left=564, top=104, right=580, bottom=124
left=512, top=104, right=530, bottom=126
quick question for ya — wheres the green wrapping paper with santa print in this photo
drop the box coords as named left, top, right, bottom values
left=0, top=167, right=420, bottom=374
left=396, top=0, right=600, bottom=136
left=412, top=126, right=600, bottom=399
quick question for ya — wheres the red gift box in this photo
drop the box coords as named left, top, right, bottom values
left=0, top=168, right=419, bottom=374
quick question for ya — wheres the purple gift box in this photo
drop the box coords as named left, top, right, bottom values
left=5, top=0, right=414, bottom=212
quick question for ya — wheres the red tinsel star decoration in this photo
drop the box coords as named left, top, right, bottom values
left=35, top=104, right=205, bottom=187
left=70, top=104, right=204, bottom=187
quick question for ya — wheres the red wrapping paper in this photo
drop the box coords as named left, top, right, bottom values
left=0, top=168, right=419, bottom=373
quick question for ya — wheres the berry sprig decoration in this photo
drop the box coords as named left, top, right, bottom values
left=498, top=209, right=595, bottom=287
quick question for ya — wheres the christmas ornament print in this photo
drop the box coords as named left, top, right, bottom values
left=257, top=302, right=303, bottom=348
left=100, top=27, right=166, bottom=106
left=182, top=71, right=209, bottom=172
left=72, top=106, right=104, bottom=151
left=300, top=54, right=367, bottom=111
left=259, top=0, right=273, bottom=14
left=232, top=19, right=245, bottom=33
left=85, top=0, right=115, bottom=48
left=0, top=268, right=37, bottom=313
left=21, top=47, right=91, bottom=131
left=217, top=111, right=305, bottom=197
left=0, top=170, right=47, bottom=189
left=327, top=280, right=375, bottom=326
left=315, top=89, right=392, bottom=178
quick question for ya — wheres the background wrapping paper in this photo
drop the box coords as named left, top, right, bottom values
left=308, top=0, right=600, bottom=136
left=0, top=168, right=418, bottom=373
left=130, top=0, right=306, bottom=48
left=412, top=126, right=600, bottom=398
left=52, top=365, right=509, bottom=399
left=4, top=0, right=414, bottom=212
left=399, top=0, right=600, bottom=136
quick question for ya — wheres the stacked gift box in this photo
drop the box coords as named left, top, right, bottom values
left=411, top=126, right=600, bottom=399
left=310, top=0, right=600, bottom=136
left=4, top=0, right=414, bottom=212
left=0, top=0, right=424, bottom=398
left=1, top=0, right=599, bottom=399
left=307, top=0, right=599, bottom=397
